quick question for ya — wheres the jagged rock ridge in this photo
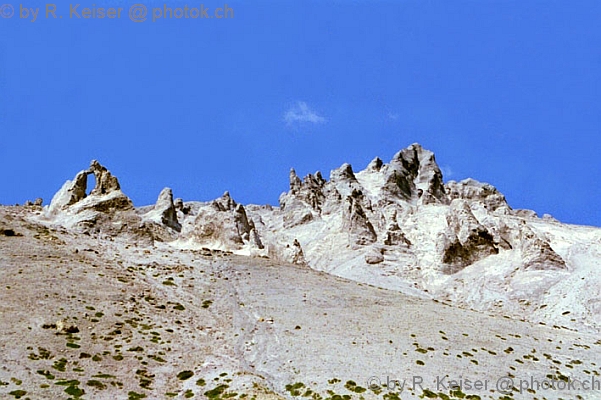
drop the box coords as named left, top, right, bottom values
left=38, top=144, right=601, bottom=334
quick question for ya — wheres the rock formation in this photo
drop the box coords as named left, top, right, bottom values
left=279, top=169, right=327, bottom=228
left=24, top=198, right=43, bottom=207
left=43, top=147, right=562, bottom=278
left=144, top=188, right=181, bottom=232
left=47, top=160, right=132, bottom=216
left=192, top=192, right=264, bottom=250
left=342, top=191, right=377, bottom=246
left=89, top=160, right=121, bottom=196
left=33, top=143, right=601, bottom=338
left=277, top=239, right=308, bottom=266
left=47, top=170, right=89, bottom=214
left=379, top=143, right=448, bottom=205
left=441, top=200, right=499, bottom=273
left=44, top=160, right=138, bottom=238
left=445, top=178, right=509, bottom=212
left=519, top=225, right=566, bottom=270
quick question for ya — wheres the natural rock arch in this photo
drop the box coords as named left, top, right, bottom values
left=47, top=160, right=131, bottom=215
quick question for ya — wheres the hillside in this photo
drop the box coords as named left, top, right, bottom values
left=1, top=144, right=600, bottom=399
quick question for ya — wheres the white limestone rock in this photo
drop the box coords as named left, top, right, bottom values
left=145, top=187, right=181, bottom=232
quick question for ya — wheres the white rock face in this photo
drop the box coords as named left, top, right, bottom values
left=185, top=192, right=264, bottom=252
left=47, top=160, right=132, bottom=217
left=238, top=143, right=599, bottom=332
left=44, top=160, right=136, bottom=236
left=88, top=159, right=122, bottom=195
left=144, top=187, right=181, bottom=232
left=441, top=199, right=499, bottom=273
left=518, top=224, right=567, bottom=271
left=39, top=145, right=601, bottom=334
left=446, top=178, right=509, bottom=211
left=381, top=143, right=448, bottom=205
left=46, top=170, right=89, bottom=215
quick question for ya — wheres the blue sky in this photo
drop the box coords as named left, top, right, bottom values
left=1, top=1, right=600, bottom=226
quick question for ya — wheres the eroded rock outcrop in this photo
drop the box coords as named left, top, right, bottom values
left=277, top=144, right=451, bottom=250
left=29, top=143, right=591, bottom=333
left=44, top=161, right=141, bottom=238
left=213, top=191, right=236, bottom=212
left=39, top=145, right=572, bottom=275
left=47, top=170, right=89, bottom=214
left=279, top=169, right=327, bottom=228
left=24, top=198, right=43, bottom=207
left=383, top=222, right=411, bottom=247
left=380, top=143, right=448, bottom=205
left=277, top=239, right=308, bottom=266
left=441, top=200, right=499, bottom=273
left=446, top=178, right=509, bottom=212
left=193, top=192, right=264, bottom=250
left=47, top=160, right=133, bottom=216
left=343, top=191, right=377, bottom=246
left=89, top=160, right=121, bottom=195
left=519, top=225, right=566, bottom=271
left=145, top=188, right=181, bottom=232
left=512, top=209, right=539, bottom=219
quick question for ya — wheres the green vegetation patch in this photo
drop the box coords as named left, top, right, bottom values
left=177, top=370, right=194, bottom=380
left=87, top=380, right=107, bottom=390
left=52, top=358, right=68, bottom=372
left=36, top=370, right=55, bottom=380
left=204, top=384, right=229, bottom=399
left=8, top=390, right=27, bottom=399
left=285, top=382, right=306, bottom=396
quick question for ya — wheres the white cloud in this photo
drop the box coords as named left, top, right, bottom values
left=387, top=112, right=399, bottom=121
left=283, top=101, right=326, bottom=126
